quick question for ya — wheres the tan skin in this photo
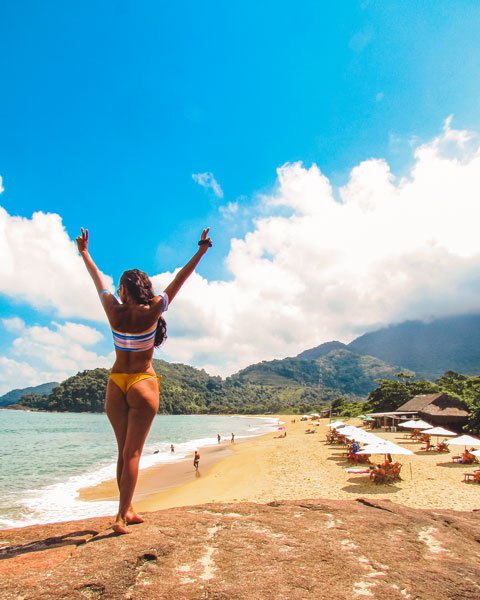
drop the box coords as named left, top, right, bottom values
left=76, top=227, right=212, bottom=534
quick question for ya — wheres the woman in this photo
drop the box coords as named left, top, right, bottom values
left=76, top=227, right=212, bottom=534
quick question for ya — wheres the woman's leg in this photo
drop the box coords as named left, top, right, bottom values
left=114, top=377, right=159, bottom=533
left=105, top=379, right=129, bottom=491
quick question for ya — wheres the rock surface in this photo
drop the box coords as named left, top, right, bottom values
left=1, top=498, right=479, bottom=600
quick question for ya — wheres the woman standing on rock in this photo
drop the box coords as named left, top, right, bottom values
left=76, top=227, right=212, bottom=534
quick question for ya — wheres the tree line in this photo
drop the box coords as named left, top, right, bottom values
left=17, top=362, right=480, bottom=433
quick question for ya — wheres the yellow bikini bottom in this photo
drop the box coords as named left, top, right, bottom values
left=109, top=372, right=161, bottom=394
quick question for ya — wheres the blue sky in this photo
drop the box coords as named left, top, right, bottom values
left=2, top=1, right=480, bottom=391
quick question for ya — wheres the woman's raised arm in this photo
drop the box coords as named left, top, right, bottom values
left=76, top=228, right=117, bottom=307
left=162, top=228, right=212, bottom=305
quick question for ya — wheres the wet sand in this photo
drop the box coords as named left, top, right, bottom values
left=81, top=417, right=480, bottom=513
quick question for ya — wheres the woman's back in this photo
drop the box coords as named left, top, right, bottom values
left=108, top=300, right=162, bottom=333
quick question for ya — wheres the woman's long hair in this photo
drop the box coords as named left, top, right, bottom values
left=119, top=269, right=167, bottom=347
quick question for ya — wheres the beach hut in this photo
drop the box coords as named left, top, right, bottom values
left=396, top=393, right=470, bottom=429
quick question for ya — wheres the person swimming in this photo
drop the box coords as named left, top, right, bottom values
left=76, top=226, right=212, bottom=534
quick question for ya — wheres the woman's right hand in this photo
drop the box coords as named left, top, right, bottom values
left=76, top=228, right=89, bottom=255
left=198, top=227, right=212, bottom=252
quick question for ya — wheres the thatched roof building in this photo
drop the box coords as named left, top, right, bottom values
left=397, top=393, right=470, bottom=428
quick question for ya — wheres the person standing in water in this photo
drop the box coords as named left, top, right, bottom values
left=76, top=227, right=212, bottom=534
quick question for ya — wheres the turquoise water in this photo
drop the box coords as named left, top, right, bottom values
left=0, top=410, right=277, bottom=529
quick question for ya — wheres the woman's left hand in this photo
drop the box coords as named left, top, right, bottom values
left=198, top=227, right=212, bottom=251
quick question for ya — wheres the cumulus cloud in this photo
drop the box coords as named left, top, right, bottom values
left=0, top=320, right=113, bottom=395
left=192, top=172, right=224, bottom=198
left=154, top=118, right=480, bottom=376
left=2, top=317, right=25, bottom=332
left=0, top=208, right=113, bottom=321
left=3, top=118, right=480, bottom=384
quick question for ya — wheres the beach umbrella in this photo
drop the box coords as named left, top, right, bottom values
left=421, top=426, right=456, bottom=446
left=355, top=432, right=384, bottom=444
left=326, top=421, right=345, bottom=429
left=357, top=440, right=414, bottom=458
left=400, top=419, right=432, bottom=429
left=446, top=434, right=480, bottom=449
left=336, top=426, right=379, bottom=443
left=422, top=427, right=456, bottom=436
left=471, top=449, right=480, bottom=458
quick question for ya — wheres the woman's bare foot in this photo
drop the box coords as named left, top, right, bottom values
left=112, top=516, right=131, bottom=535
left=125, top=510, right=144, bottom=525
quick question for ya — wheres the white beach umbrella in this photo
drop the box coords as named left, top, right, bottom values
left=446, top=434, right=480, bottom=448
left=326, top=421, right=345, bottom=429
left=357, top=440, right=414, bottom=457
left=400, top=420, right=432, bottom=429
left=422, top=427, right=456, bottom=437
left=356, top=432, right=385, bottom=444
left=339, top=427, right=382, bottom=445
left=335, top=425, right=359, bottom=435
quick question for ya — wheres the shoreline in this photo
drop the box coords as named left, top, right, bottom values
left=79, top=441, right=238, bottom=503
left=79, top=415, right=279, bottom=503
left=82, top=415, right=480, bottom=514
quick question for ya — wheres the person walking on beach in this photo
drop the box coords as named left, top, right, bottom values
left=193, top=450, right=200, bottom=470
left=231, top=433, right=235, bottom=444
left=217, top=434, right=221, bottom=444
left=76, top=227, right=212, bottom=534
left=170, top=444, right=175, bottom=453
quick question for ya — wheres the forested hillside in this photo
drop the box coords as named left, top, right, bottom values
left=348, top=314, right=480, bottom=379
left=231, top=348, right=400, bottom=396
left=0, top=382, right=59, bottom=407
left=7, top=313, right=480, bottom=417
left=17, top=359, right=355, bottom=415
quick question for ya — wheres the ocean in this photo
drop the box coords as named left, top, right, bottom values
left=0, top=410, right=278, bottom=530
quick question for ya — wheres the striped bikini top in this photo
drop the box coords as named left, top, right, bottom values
left=110, top=293, right=168, bottom=352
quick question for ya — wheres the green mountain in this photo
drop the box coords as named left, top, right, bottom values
left=8, top=313, right=480, bottom=415
left=0, top=381, right=59, bottom=407
left=348, top=314, right=480, bottom=379
left=230, top=348, right=400, bottom=397
left=16, top=358, right=354, bottom=415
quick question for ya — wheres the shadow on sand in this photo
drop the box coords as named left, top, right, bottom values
left=342, top=481, right=400, bottom=495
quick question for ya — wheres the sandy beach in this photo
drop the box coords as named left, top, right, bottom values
left=81, top=417, right=480, bottom=513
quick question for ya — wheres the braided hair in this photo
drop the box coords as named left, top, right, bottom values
left=119, top=269, right=167, bottom=347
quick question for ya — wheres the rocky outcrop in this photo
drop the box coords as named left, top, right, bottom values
left=1, top=498, right=479, bottom=599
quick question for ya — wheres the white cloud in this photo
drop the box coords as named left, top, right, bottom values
left=2, top=317, right=25, bottom=332
left=0, top=208, right=113, bottom=321
left=192, top=172, right=224, bottom=198
left=0, top=356, right=58, bottom=395
left=10, top=322, right=112, bottom=372
left=3, top=118, right=480, bottom=384
left=0, top=175, right=4, bottom=194
left=219, top=201, right=239, bottom=219
left=153, top=118, right=480, bottom=376
left=0, top=320, right=113, bottom=395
